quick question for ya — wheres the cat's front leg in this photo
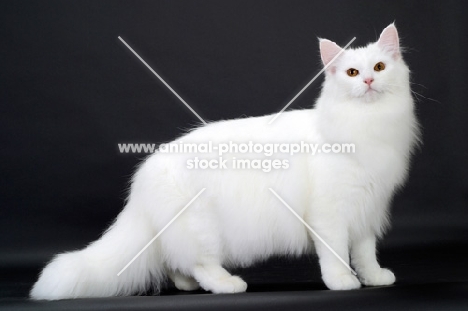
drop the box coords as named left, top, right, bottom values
left=350, top=235, right=395, bottom=286
left=308, top=216, right=361, bottom=290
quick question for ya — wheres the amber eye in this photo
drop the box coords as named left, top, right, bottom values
left=346, top=68, right=359, bottom=77
left=374, top=62, right=385, bottom=72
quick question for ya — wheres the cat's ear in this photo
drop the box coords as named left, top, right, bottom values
left=319, top=39, right=343, bottom=72
left=377, top=23, right=400, bottom=60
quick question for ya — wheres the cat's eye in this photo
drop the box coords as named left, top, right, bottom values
left=347, top=68, right=359, bottom=77
left=374, top=62, right=385, bottom=72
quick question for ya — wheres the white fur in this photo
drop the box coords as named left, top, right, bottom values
left=30, top=24, right=419, bottom=300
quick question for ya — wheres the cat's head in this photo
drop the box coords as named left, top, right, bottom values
left=319, top=24, right=409, bottom=103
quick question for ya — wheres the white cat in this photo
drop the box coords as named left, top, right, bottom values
left=30, top=24, right=420, bottom=300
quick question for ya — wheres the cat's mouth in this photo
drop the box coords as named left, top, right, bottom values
left=359, top=87, right=382, bottom=101
left=364, top=86, right=383, bottom=96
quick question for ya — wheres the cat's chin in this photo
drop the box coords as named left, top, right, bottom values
left=359, top=90, right=382, bottom=103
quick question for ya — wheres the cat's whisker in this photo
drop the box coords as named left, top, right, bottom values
left=382, top=83, right=440, bottom=104
left=409, top=81, right=428, bottom=89
left=412, top=91, right=441, bottom=104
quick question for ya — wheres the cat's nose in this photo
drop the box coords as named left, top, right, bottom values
left=363, top=78, right=374, bottom=85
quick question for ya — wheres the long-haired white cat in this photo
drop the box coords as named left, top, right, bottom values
left=31, top=24, right=420, bottom=300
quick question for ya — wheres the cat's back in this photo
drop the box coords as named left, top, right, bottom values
left=181, top=108, right=319, bottom=143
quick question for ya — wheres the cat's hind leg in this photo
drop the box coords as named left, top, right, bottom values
left=164, top=198, right=247, bottom=294
left=192, top=264, right=247, bottom=294
left=168, top=270, right=200, bottom=291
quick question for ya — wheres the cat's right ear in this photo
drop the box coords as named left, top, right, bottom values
left=319, top=39, right=343, bottom=73
left=377, top=23, right=400, bottom=60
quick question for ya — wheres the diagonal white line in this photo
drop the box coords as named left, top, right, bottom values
left=118, top=36, right=207, bottom=125
left=269, top=188, right=357, bottom=276
left=268, top=37, right=356, bottom=124
left=117, top=188, right=206, bottom=276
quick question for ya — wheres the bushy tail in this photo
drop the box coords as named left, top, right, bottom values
left=30, top=206, right=164, bottom=300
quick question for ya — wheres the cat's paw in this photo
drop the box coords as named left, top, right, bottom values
left=210, top=276, right=248, bottom=294
left=323, top=273, right=361, bottom=290
left=174, top=275, right=200, bottom=291
left=359, top=268, right=395, bottom=286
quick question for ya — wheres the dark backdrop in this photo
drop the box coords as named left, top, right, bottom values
left=1, top=0, right=468, bottom=309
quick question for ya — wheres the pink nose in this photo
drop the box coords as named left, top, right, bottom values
left=364, top=78, right=374, bottom=85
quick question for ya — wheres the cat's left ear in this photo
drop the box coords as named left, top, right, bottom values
left=319, top=39, right=343, bottom=73
left=377, top=23, right=400, bottom=60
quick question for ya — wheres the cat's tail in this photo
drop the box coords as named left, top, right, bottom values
left=30, top=205, right=164, bottom=300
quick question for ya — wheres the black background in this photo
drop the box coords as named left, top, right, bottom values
left=1, top=0, right=468, bottom=310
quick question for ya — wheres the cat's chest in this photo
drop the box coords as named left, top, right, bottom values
left=356, top=141, right=407, bottom=180
left=320, top=112, right=411, bottom=179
